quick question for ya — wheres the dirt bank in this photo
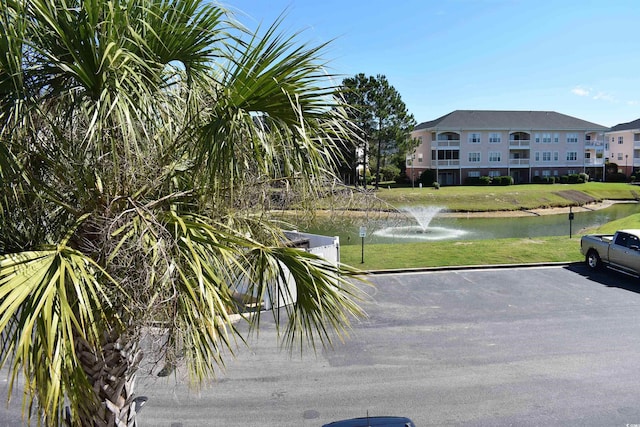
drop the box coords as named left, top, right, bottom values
left=438, top=200, right=637, bottom=218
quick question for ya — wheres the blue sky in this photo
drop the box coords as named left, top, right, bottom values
left=224, top=1, right=640, bottom=128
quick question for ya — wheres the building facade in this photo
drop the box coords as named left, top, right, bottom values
left=407, top=110, right=609, bottom=185
left=605, top=118, right=640, bottom=177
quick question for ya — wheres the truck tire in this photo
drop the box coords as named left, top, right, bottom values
left=586, top=250, right=602, bottom=270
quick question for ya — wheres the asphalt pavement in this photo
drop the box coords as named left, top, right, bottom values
left=3, top=263, right=640, bottom=426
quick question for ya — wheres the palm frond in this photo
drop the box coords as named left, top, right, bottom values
left=241, top=245, right=367, bottom=354
left=0, top=243, right=123, bottom=424
left=193, top=15, right=356, bottom=194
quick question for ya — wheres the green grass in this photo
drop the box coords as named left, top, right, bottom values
left=314, top=182, right=640, bottom=270
left=373, top=182, right=638, bottom=212
left=341, top=236, right=583, bottom=270
left=340, top=213, right=640, bottom=271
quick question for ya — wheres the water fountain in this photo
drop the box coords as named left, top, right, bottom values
left=372, top=206, right=468, bottom=241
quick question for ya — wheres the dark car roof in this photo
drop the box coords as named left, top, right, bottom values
left=322, top=416, right=415, bottom=427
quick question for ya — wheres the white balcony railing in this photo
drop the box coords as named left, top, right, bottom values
left=431, top=160, right=460, bottom=168
left=585, top=140, right=605, bottom=148
left=509, top=140, right=530, bottom=148
left=509, top=159, right=530, bottom=166
left=433, top=140, right=460, bottom=148
left=584, top=158, right=604, bottom=166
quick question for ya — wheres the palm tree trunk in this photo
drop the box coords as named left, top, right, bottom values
left=72, top=330, right=144, bottom=427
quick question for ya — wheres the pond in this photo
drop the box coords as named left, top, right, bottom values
left=295, top=202, right=639, bottom=245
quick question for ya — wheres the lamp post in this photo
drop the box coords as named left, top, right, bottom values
left=625, top=154, right=628, bottom=177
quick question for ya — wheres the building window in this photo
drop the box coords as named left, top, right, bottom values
left=542, top=133, right=552, bottom=143
left=542, top=170, right=551, bottom=177
left=634, top=134, right=640, bottom=142
left=554, top=133, right=560, bottom=143
left=489, top=133, right=501, bottom=143
left=468, top=171, right=480, bottom=178
left=542, top=152, right=551, bottom=162
left=489, top=151, right=501, bottom=162
left=535, top=152, right=540, bottom=161
left=468, top=152, right=481, bottom=163
left=568, top=169, right=577, bottom=174
left=468, top=133, right=481, bottom=143
left=535, top=133, right=540, bottom=143
left=567, top=133, right=578, bottom=143
left=618, top=153, right=623, bottom=161
left=585, top=152, right=591, bottom=159
left=618, top=136, right=624, bottom=144
left=488, top=170, right=500, bottom=177
left=566, top=151, right=578, bottom=161
left=553, top=152, right=559, bottom=161
left=418, top=153, right=423, bottom=163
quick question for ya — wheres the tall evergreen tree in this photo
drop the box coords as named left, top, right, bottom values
left=339, top=73, right=416, bottom=189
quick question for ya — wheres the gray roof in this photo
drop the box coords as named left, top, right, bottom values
left=609, top=118, right=640, bottom=132
left=415, top=110, right=608, bottom=131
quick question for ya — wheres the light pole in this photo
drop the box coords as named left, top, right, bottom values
left=625, top=154, right=628, bottom=177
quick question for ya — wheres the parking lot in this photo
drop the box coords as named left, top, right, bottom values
left=3, top=264, right=640, bottom=426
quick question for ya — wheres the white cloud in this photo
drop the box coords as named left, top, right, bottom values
left=571, top=86, right=590, bottom=97
left=593, top=91, right=615, bottom=102
left=572, top=86, right=619, bottom=103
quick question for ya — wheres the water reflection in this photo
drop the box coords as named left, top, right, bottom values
left=297, top=202, right=639, bottom=245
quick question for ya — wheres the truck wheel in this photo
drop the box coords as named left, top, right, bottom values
left=586, top=250, right=602, bottom=270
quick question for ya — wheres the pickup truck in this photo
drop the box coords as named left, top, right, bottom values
left=580, top=229, right=640, bottom=276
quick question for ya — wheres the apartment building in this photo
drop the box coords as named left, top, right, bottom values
left=605, top=118, right=640, bottom=177
left=407, top=110, right=608, bottom=185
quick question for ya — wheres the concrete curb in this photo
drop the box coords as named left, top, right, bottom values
left=361, top=261, right=581, bottom=275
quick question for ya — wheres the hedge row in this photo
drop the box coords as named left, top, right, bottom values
left=464, top=176, right=514, bottom=186
left=532, top=173, right=589, bottom=184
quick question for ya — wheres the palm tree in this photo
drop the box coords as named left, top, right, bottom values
left=0, top=1, right=365, bottom=425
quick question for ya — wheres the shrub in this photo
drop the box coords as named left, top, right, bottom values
left=541, top=176, right=555, bottom=184
left=502, top=175, right=514, bottom=185
left=479, top=176, right=491, bottom=185
left=489, top=176, right=512, bottom=186
left=560, top=175, right=569, bottom=184
left=606, top=172, right=627, bottom=182
left=419, top=169, right=436, bottom=186
left=380, top=164, right=400, bottom=182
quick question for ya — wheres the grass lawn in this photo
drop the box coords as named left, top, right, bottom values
left=340, top=183, right=640, bottom=270
left=340, top=236, right=583, bottom=270
left=372, top=182, right=638, bottom=212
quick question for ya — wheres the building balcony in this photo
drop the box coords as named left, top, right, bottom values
left=634, top=157, right=640, bottom=167
left=431, top=160, right=460, bottom=168
left=509, top=159, right=530, bottom=167
left=635, top=141, right=640, bottom=149
left=585, top=140, right=605, bottom=148
left=584, top=158, right=604, bottom=166
left=509, top=140, right=530, bottom=148
left=432, top=140, right=460, bottom=148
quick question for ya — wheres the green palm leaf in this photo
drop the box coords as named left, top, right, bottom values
left=0, top=243, right=123, bottom=424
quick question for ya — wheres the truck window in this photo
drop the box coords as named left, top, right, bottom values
left=615, top=233, right=629, bottom=247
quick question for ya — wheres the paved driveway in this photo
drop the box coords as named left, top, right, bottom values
left=3, top=264, right=640, bottom=426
